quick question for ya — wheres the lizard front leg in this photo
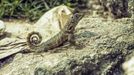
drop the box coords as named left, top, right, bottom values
left=68, top=32, right=84, bottom=49
left=68, top=32, right=76, bottom=46
left=65, top=22, right=76, bottom=46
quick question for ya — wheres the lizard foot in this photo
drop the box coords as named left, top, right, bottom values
left=71, top=42, right=85, bottom=50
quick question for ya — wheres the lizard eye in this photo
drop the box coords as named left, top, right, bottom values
left=73, top=13, right=79, bottom=19
left=75, top=14, right=79, bottom=18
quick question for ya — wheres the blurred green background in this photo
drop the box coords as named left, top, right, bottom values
left=0, top=0, right=133, bottom=21
left=0, top=0, right=87, bottom=21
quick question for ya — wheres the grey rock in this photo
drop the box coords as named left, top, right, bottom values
left=0, top=14, right=133, bottom=75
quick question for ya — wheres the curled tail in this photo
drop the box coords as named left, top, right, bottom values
left=27, top=31, right=42, bottom=48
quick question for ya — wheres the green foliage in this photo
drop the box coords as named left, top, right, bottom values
left=0, top=0, right=21, bottom=18
left=0, top=0, right=87, bottom=21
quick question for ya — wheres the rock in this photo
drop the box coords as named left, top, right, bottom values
left=123, top=57, right=134, bottom=75
left=99, top=0, right=129, bottom=18
left=87, top=0, right=129, bottom=18
left=33, top=5, right=73, bottom=42
left=0, top=13, right=133, bottom=75
left=0, top=20, right=6, bottom=36
left=0, top=2, right=133, bottom=74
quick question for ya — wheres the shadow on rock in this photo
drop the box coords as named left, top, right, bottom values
left=76, top=31, right=97, bottom=39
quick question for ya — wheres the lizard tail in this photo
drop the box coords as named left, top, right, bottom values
left=27, top=31, right=42, bottom=48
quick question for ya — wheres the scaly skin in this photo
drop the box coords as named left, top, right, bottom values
left=27, top=12, right=84, bottom=52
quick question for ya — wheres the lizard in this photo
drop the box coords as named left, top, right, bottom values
left=0, top=8, right=84, bottom=60
left=26, top=10, right=85, bottom=53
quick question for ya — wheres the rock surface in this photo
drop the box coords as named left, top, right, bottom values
left=0, top=13, right=133, bottom=75
left=123, top=56, right=134, bottom=75
left=0, top=20, right=6, bottom=36
left=87, top=0, right=129, bottom=18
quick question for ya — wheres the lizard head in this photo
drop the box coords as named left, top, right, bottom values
left=65, top=12, right=85, bottom=31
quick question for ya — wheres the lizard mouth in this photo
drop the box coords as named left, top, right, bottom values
left=27, top=31, right=42, bottom=47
